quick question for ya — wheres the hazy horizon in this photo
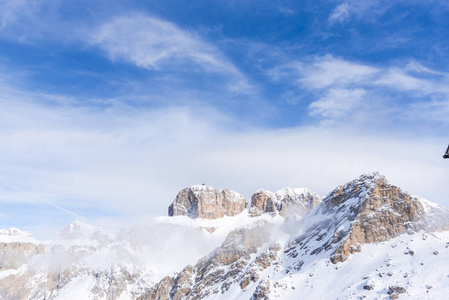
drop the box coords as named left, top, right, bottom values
left=0, top=0, right=448, bottom=238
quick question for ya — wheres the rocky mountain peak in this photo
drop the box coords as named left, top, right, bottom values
left=168, top=185, right=247, bottom=219
left=249, top=189, right=278, bottom=216
left=324, top=171, right=385, bottom=208
left=249, top=187, right=321, bottom=217
left=285, top=172, right=449, bottom=266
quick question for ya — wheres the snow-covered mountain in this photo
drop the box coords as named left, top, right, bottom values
left=1, top=172, right=449, bottom=300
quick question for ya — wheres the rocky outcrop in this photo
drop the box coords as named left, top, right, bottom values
left=249, top=190, right=278, bottom=216
left=251, top=280, right=270, bottom=300
left=168, top=185, right=247, bottom=219
left=285, top=172, right=449, bottom=268
left=0, top=223, right=145, bottom=300
left=0, top=242, right=45, bottom=270
left=249, top=188, right=321, bottom=217
left=137, top=222, right=280, bottom=300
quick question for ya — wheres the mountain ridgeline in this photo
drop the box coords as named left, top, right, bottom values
left=1, top=172, right=449, bottom=300
left=168, top=184, right=322, bottom=219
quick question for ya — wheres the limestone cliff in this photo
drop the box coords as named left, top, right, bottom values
left=168, top=185, right=247, bottom=219
left=137, top=222, right=279, bottom=300
left=285, top=172, right=449, bottom=267
left=249, top=187, right=321, bottom=217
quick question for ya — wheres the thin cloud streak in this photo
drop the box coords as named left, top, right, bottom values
left=268, top=55, right=449, bottom=127
left=90, top=14, right=227, bottom=73
left=0, top=180, right=82, bottom=218
left=89, top=13, right=255, bottom=95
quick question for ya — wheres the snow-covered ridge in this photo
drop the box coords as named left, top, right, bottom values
left=250, top=186, right=322, bottom=217
left=57, top=220, right=112, bottom=246
left=0, top=227, right=32, bottom=237
left=415, top=195, right=449, bottom=232
left=0, top=227, right=37, bottom=243
left=275, top=187, right=318, bottom=198
left=253, top=187, right=318, bottom=199
left=189, top=184, right=245, bottom=202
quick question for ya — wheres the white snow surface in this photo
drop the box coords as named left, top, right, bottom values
left=189, top=185, right=245, bottom=203
left=0, top=210, right=286, bottom=299
left=3, top=215, right=449, bottom=299
left=0, top=227, right=38, bottom=243
left=212, top=231, right=449, bottom=300
left=275, top=187, right=319, bottom=199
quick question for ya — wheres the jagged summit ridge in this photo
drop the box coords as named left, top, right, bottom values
left=168, top=184, right=322, bottom=220
left=285, top=172, right=449, bottom=266
left=249, top=187, right=321, bottom=217
left=168, top=185, right=247, bottom=219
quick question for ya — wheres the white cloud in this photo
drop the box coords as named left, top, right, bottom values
left=375, top=68, right=435, bottom=92
left=329, top=3, right=351, bottom=24
left=0, top=0, right=35, bottom=29
left=309, top=88, right=366, bottom=123
left=406, top=99, right=449, bottom=123
left=91, top=14, right=238, bottom=75
left=269, top=55, right=449, bottom=126
left=0, top=0, right=69, bottom=44
left=298, top=56, right=378, bottom=89
left=328, top=0, right=387, bottom=25
left=1, top=84, right=448, bottom=236
left=375, top=67, right=449, bottom=97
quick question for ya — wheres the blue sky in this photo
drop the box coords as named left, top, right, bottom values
left=1, top=0, right=449, bottom=238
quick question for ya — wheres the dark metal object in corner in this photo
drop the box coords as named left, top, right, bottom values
left=444, top=145, right=449, bottom=159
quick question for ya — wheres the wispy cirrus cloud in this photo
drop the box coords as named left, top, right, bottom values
left=309, top=88, right=366, bottom=123
left=91, top=14, right=235, bottom=74
left=297, top=56, right=379, bottom=89
left=328, top=0, right=388, bottom=25
left=328, top=3, right=351, bottom=24
left=0, top=0, right=38, bottom=30
left=269, top=55, right=449, bottom=127
left=89, top=13, right=255, bottom=94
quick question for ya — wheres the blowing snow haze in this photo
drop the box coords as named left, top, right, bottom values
left=0, top=0, right=449, bottom=299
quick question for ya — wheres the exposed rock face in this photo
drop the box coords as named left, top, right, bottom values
left=0, top=241, right=46, bottom=300
left=284, top=172, right=449, bottom=268
left=137, top=222, right=280, bottom=300
left=168, top=185, right=247, bottom=219
left=251, top=280, right=270, bottom=300
left=249, top=190, right=278, bottom=216
left=249, top=188, right=321, bottom=217
left=0, top=223, right=146, bottom=300
left=0, top=242, right=45, bottom=270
